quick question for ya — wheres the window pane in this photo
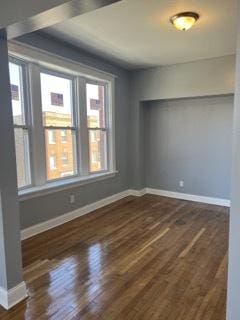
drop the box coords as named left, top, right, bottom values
left=61, top=151, right=68, bottom=165
left=9, top=62, right=25, bottom=125
left=49, top=155, right=57, bottom=170
left=48, top=130, right=56, bottom=144
left=86, top=83, right=105, bottom=128
left=61, top=129, right=68, bottom=143
left=89, top=129, right=107, bottom=172
left=41, top=72, right=73, bottom=127
left=14, top=128, right=31, bottom=188
left=45, top=129, right=76, bottom=180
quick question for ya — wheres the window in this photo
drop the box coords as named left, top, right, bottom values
left=8, top=42, right=115, bottom=195
left=62, top=152, right=68, bottom=166
left=61, top=130, right=68, bottom=143
left=51, top=92, right=64, bottom=107
left=9, top=61, right=31, bottom=189
left=40, top=72, right=77, bottom=181
left=49, top=155, right=57, bottom=170
left=48, top=130, right=56, bottom=144
left=86, top=83, right=108, bottom=172
left=89, top=130, right=97, bottom=143
left=92, top=150, right=100, bottom=163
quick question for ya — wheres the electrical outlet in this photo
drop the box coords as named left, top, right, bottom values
left=179, top=180, right=184, bottom=188
left=70, top=194, right=75, bottom=204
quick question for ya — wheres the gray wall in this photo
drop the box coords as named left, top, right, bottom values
left=227, top=2, right=240, bottom=319
left=145, top=95, right=233, bottom=199
left=131, top=56, right=235, bottom=102
left=17, top=32, right=130, bottom=229
left=130, top=56, right=235, bottom=191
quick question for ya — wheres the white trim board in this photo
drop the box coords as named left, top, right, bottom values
left=0, top=281, right=28, bottom=310
left=21, top=190, right=131, bottom=240
left=21, top=188, right=230, bottom=241
left=146, top=188, right=231, bottom=207
left=128, top=189, right=146, bottom=197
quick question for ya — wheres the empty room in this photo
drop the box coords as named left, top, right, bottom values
left=1, top=0, right=240, bottom=319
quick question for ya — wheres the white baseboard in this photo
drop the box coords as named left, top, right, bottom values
left=0, top=281, right=28, bottom=310
left=21, top=187, right=230, bottom=241
left=146, top=188, right=231, bottom=207
left=21, top=190, right=131, bottom=240
left=128, top=189, right=146, bottom=197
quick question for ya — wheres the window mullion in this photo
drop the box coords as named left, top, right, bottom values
left=77, top=77, right=89, bottom=176
left=44, top=125, right=76, bottom=130
left=106, top=81, right=116, bottom=172
left=28, top=63, right=47, bottom=186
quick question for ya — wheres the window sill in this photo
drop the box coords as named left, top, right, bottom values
left=18, top=171, right=118, bottom=201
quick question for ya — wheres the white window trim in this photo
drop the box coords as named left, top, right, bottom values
left=86, top=80, right=109, bottom=173
left=8, top=41, right=117, bottom=83
left=8, top=41, right=117, bottom=197
left=18, top=171, right=119, bottom=201
left=40, top=68, right=79, bottom=182
left=9, top=57, right=33, bottom=190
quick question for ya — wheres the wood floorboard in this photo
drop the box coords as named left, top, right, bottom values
left=0, top=195, right=229, bottom=319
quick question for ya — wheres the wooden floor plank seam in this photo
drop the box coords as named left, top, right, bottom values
left=178, top=228, right=206, bottom=258
left=137, top=227, right=171, bottom=255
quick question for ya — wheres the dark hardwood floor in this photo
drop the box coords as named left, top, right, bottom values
left=0, top=195, right=229, bottom=319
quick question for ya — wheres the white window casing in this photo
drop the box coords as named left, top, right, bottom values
left=8, top=41, right=117, bottom=199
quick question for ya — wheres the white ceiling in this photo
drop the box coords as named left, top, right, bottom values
left=45, top=0, right=238, bottom=69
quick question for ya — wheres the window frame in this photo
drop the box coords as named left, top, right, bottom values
left=9, top=56, right=33, bottom=190
left=8, top=41, right=116, bottom=199
left=40, top=68, right=79, bottom=183
left=86, top=79, right=110, bottom=174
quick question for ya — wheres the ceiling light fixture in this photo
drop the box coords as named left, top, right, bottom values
left=170, top=12, right=199, bottom=31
